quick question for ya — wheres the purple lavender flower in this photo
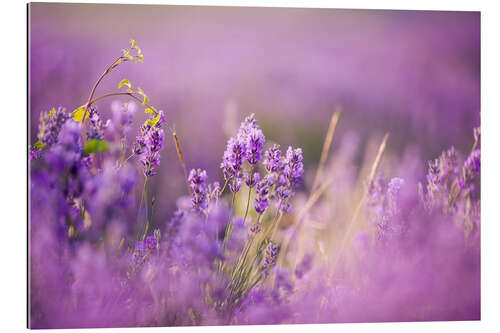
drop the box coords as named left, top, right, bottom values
left=220, top=114, right=266, bottom=194
left=29, top=148, right=42, bottom=161
left=420, top=146, right=462, bottom=211
left=283, top=147, right=304, bottom=189
left=130, top=241, right=148, bottom=271
left=246, top=127, right=265, bottom=164
left=235, top=114, right=265, bottom=165
left=263, top=144, right=283, bottom=173
left=145, top=235, right=158, bottom=250
left=84, top=161, right=138, bottom=235
left=31, top=107, right=69, bottom=159
left=228, top=177, right=242, bottom=193
left=37, top=107, right=69, bottom=147
left=261, top=241, right=279, bottom=273
left=188, top=168, right=209, bottom=211
left=45, top=120, right=83, bottom=173
left=244, top=172, right=260, bottom=187
left=137, top=115, right=165, bottom=177
left=249, top=223, right=262, bottom=234
left=387, top=178, right=404, bottom=203
left=132, top=123, right=148, bottom=155
left=254, top=178, right=270, bottom=214
left=367, top=176, right=406, bottom=245
left=426, top=147, right=458, bottom=187
left=270, top=146, right=304, bottom=213
left=463, top=149, right=480, bottom=179
left=295, top=254, right=314, bottom=279
left=86, top=106, right=107, bottom=140
left=237, top=113, right=258, bottom=141
left=221, top=137, right=246, bottom=180
left=133, top=109, right=165, bottom=154
left=165, top=209, right=184, bottom=242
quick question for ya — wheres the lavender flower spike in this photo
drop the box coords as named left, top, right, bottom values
left=261, top=241, right=279, bottom=273
left=31, top=107, right=69, bottom=159
left=221, top=137, right=246, bottom=180
left=136, top=111, right=165, bottom=177
left=188, top=168, right=209, bottom=211
left=37, top=107, right=69, bottom=147
left=246, top=127, right=265, bottom=165
left=284, top=146, right=304, bottom=189
left=86, top=106, right=107, bottom=140
left=263, top=144, right=283, bottom=173
left=464, top=149, right=480, bottom=178
left=140, top=127, right=164, bottom=177
left=254, top=178, right=270, bottom=214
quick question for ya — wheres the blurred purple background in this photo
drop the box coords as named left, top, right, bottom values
left=29, top=3, right=480, bottom=216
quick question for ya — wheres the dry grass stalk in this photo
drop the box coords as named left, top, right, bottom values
left=311, top=109, right=341, bottom=192
left=172, top=128, right=192, bottom=196
left=331, top=132, right=390, bottom=272
left=277, top=111, right=341, bottom=267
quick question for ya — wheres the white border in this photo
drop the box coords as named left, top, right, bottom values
left=1, top=1, right=499, bottom=332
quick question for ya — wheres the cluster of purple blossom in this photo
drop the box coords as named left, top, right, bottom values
left=29, top=103, right=312, bottom=327
left=132, top=111, right=165, bottom=177
left=220, top=114, right=304, bottom=226
left=28, top=103, right=481, bottom=327
left=28, top=44, right=480, bottom=328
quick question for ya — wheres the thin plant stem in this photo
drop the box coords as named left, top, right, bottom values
left=86, top=92, right=159, bottom=115
left=269, top=211, right=283, bottom=240
left=243, top=186, right=253, bottom=224
left=172, top=129, right=192, bottom=196
left=137, top=175, right=149, bottom=240
left=81, top=56, right=123, bottom=143
left=220, top=179, right=229, bottom=196
left=120, top=152, right=135, bottom=167
left=331, top=133, right=389, bottom=273
left=276, top=112, right=340, bottom=267
left=311, top=110, right=340, bottom=192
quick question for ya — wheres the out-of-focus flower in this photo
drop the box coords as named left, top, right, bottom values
left=261, top=241, right=279, bottom=273
left=86, top=106, right=107, bottom=140
left=463, top=149, right=480, bottom=180
left=37, top=107, right=69, bottom=147
left=30, top=107, right=69, bottom=160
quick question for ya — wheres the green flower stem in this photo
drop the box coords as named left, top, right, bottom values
left=81, top=55, right=123, bottom=143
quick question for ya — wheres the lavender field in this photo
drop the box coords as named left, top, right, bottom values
left=28, top=4, right=480, bottom=328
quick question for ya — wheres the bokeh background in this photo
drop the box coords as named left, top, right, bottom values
left=29, top=3, right=480, bottom=219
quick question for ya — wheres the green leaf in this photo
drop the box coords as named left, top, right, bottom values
left=47, top=108, right=56, bottom=118
left=137, top=87, right=148, bottom=105
left=73, top=107, right=89, bottom=122
left=145, top=114, right=161, bottom=128
left=84, top=139, right=109, bottom=155
left=144, top=107, right=156, bottom=114
left=33, top=140, right=45, bottom=150
left=118, top=79, right=133, bottom=91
